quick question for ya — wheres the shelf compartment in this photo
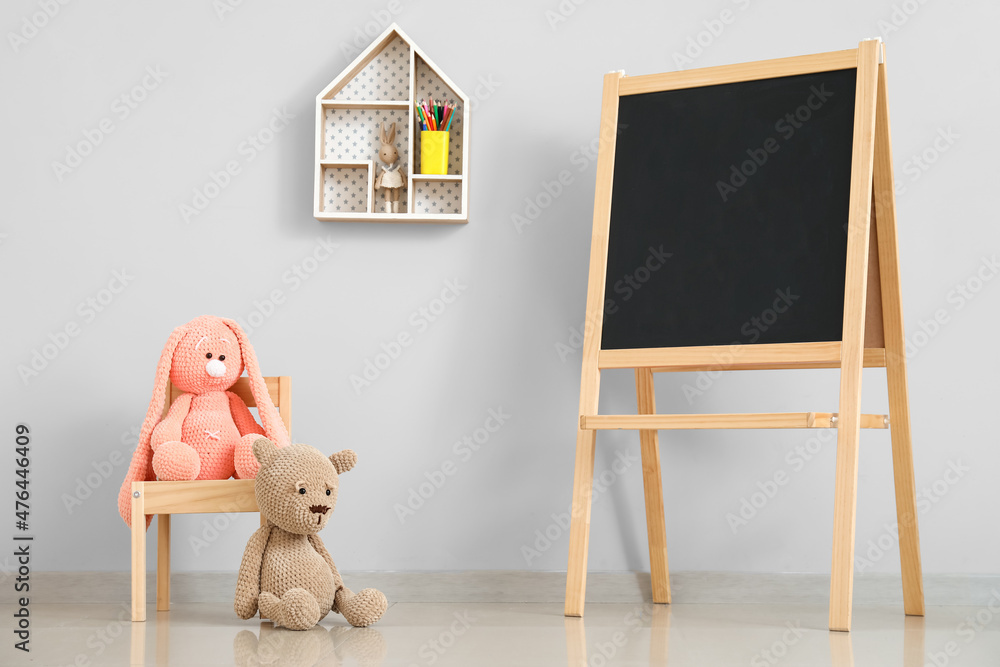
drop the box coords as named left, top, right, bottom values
left=331, top=33, right=410, bottom=102
left=412, top=178, right=462, bottom=216
left=413, top=54, right=464, bottom=176
left=321, top=162, right=372, bottom=214
left=322, top=106, right=411, bottom=173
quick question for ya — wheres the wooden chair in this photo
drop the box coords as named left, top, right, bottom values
left=130, top=376, right=290, bottom=622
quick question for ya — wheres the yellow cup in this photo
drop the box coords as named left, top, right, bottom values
left=420, top=131, right=449, bottom=175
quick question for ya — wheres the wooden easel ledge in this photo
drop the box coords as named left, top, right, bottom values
left=580, top=412, right=888, bottom=430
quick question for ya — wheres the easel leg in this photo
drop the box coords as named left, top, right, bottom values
left=565, top=428, right=597, bottom=617
left=156, top=514, right=170, bottom=612
left=131, top=484, right=147, bottom=622
left=635, top=368, right=670, bottom=604
left=829, top=377, right=864, bottom=632
left=873, top=54, right=925, bottom=618
left=565, top=69, right=622, bottom=618
left=830, top=39, right=882, bottom=632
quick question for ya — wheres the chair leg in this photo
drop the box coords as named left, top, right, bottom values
left=157, top=514, right=170, bottom=612
left=131, top=483, right=146, bottom=622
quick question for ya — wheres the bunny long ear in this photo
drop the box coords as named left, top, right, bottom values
left=223, top=318, right=290, bottom=449
left=118, top=322, right=188, bottom=528
left=386, top=122, right=396, bottom=144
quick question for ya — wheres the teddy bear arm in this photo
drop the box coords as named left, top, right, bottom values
left=151, top=393, right=192, bottom=451
left=226, top=391, right=266, bottom=437
left=307, top=534, right=343, bottom=591
left=234, top=524, right=272, bottom=619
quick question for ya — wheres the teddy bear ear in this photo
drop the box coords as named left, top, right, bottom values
left=329, top=449, right=357, bottom=475
left=253, top=437, right=279, bottom=468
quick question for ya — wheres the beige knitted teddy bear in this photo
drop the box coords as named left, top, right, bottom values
left=234, top=438, right=388, bottom=630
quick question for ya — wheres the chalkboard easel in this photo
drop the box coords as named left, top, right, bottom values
left=564, top=40, right=923, bottom=632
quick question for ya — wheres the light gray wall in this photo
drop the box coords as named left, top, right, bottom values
left=2, top=0, right=996, bottom=577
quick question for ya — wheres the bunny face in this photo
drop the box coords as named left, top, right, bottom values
left=168, top=317, right=244, bottom=394
left=378, top=142, right=398, bottom=166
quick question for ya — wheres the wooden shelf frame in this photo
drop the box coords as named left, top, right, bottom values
left=412, top=173, right=463, bottom=182
left=320, top=100, right=411, bottom=109
left=314, top=24, right=470, bottom=224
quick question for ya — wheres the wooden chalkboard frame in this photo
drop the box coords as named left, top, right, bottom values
left=564, top=41, right=923, bottom=632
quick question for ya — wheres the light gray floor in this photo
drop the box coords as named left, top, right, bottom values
left=4, top=600, right=999, bottom=666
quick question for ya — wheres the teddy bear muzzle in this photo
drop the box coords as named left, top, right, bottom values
left=309, top=505, right=330, bottom=524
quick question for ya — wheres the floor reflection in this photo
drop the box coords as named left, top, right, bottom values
left=126, top=611, right=386, bottom=666
left=564, top=604, right=927, bottom=667
left=233, top=622, right=387, bottom=666
left=89, top=601, right=944, bottom=666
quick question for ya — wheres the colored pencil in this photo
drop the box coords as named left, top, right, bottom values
left=416, top=100, right=458, bottom=132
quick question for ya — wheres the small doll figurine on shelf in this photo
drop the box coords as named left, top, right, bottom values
left=373, top=121, right=405, bottom=213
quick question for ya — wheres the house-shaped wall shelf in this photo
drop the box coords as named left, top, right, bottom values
left=314, top=24, right=469, bottom=224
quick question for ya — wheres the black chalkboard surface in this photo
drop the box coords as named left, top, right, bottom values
left=601, top=68, right=857, bottom=350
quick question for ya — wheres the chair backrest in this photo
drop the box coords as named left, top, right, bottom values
left=162, top=376, right=291, bottom=432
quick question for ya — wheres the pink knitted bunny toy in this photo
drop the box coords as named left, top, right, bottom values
left=118, top=316, right=290, bottom=528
